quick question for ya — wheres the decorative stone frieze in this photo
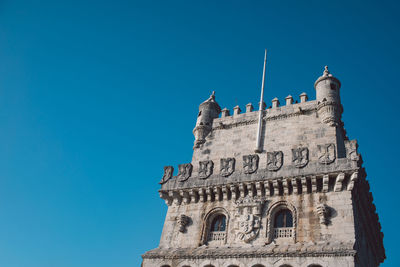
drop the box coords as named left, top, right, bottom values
left=243, top=154, right=259, bottom=174
left=267, top=151, right=283, bottom=171
left=198, top=160, right=214, bottom=179
left=318, top=143, right=336, bottom=164
left=292, top=147, right=309, bottom=168
left=220, top=158, right=235, bottom=177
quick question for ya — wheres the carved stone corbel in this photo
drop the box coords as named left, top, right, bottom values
left=347, top=171, right=358, bottom=191
left=322, top=175, right=329, bottom=193
left=334, top=173, right=345, bottom=192
left=316, top=203, right=331, bottom=225
left=176, top=214, right=190, bottom=233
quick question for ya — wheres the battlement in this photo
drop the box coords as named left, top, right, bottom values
left=218, top=92, right=311, bottom=121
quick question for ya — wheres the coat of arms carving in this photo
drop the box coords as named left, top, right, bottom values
left=292, top=147, right=309, bottom=168
left=198, top=160, right=214, bottom=179
left=318, top=144, right=336, bottom=164
left=267, top=151, right=283, bottom=171
left=220, top=158, right=235, bottom=177
left=235, top=195, right=264, bottom=243
left=243, top=154, right=259, bottom=174
left=237, top=214, right=261, bottom=243
left=177, top=163, right=193, bottom=182
left=159, top=166, right=174, bottom=184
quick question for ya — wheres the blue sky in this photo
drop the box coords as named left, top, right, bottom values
left=0, top=0, right=398, bottom=266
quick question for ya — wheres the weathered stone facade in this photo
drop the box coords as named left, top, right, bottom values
left=142, top=67, right=385, bottom=267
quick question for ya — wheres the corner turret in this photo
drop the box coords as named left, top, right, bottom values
left=193, top=91, right=221, bottom=149
left=314, top=66, right=343, bottom=126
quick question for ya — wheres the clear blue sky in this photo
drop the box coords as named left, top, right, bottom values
left=0, top=0, right=398, bottom=266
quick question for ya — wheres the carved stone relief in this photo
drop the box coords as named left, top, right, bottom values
left=292, top=147, right=309, bottom=168
left=267, top=151, right=283, bottom=171
left=318, top=144, right=336, bottom=164
left=235, top=195, right=264, bottom=243
left=176, top=214, right=190, bottom=233
left=316, top=203, right=331, bottom=225
left=346, top=140, right=360, bottom=161
left=177, top=163, right=193, bottom=182
left=220, top=158, right=235, bottom=177
left=243, top=154, right=259, bottom=174
left=198, top=160, right=213, bottom=179
left=159, top=166, right=173, bottom=184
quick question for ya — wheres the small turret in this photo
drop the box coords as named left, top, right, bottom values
left=314, top=66, right=343, bottom=126
left=193, top=91, right=221, bottom=149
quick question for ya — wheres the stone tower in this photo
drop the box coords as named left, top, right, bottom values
left=142, top=67, right=385, bottom=267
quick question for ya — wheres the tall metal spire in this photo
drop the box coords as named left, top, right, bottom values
left=255, top=49, right=267, bottom=153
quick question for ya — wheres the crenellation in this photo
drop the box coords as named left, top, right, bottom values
left=272, top=97, right=280, bottom=108
left=285, top=95, right=294, bottom=105
left=233, top=105, right=241, bottom=115
left=246, top=103, right=254, bottom=112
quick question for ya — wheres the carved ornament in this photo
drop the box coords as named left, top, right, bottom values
left=316, top=203, right=330, bottom=225
left=198, top=160, right=213, bottom=179
left=159, top=166, right=173, bottom=184
left=220, top=158, right=235, bottom=177
left=292, top=147, right=309, bottom=168
left=267, top=151, right=283, bottom=171
left=318, top=144, right=336, bottom=164
left=243, top=154, right=259, bottom=174
left=177, top=163, right=193, bottom=182
left=176, top=214, right=190, bottom=233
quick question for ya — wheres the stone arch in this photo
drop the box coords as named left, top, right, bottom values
left=200, top=207, right=229, bottom=245
left=252, top=265, right=266, bottom=267
left=265, top=200, right=297, bottom=243
left=307, top=264, right=323, bottom=267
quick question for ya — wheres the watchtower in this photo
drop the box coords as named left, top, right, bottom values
left=142, top=66, right=385, bottom=267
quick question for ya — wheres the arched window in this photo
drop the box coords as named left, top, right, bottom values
left=211, top=215, right=226, bottom=232
left=308, top=265, right=322, bottom=267
left=252, top=265, right=266, bottom=267
left=160, top=265, right=171, bottom=267
left=273, top=209, right=294, bottom=239
left=228, top=265, right=240, bottom=267
left=208, top=214, right=226, bottom=242
left=274, top=209, right=293, bottom=228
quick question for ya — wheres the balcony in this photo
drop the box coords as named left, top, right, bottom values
left=208, top=231, right=226, bottom=241
left=274, top=227, right=293, bottom=239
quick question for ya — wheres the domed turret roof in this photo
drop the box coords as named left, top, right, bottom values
left=199, top=91, right=221, bottom=112
left=314, top=66, right=341, bottom=88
